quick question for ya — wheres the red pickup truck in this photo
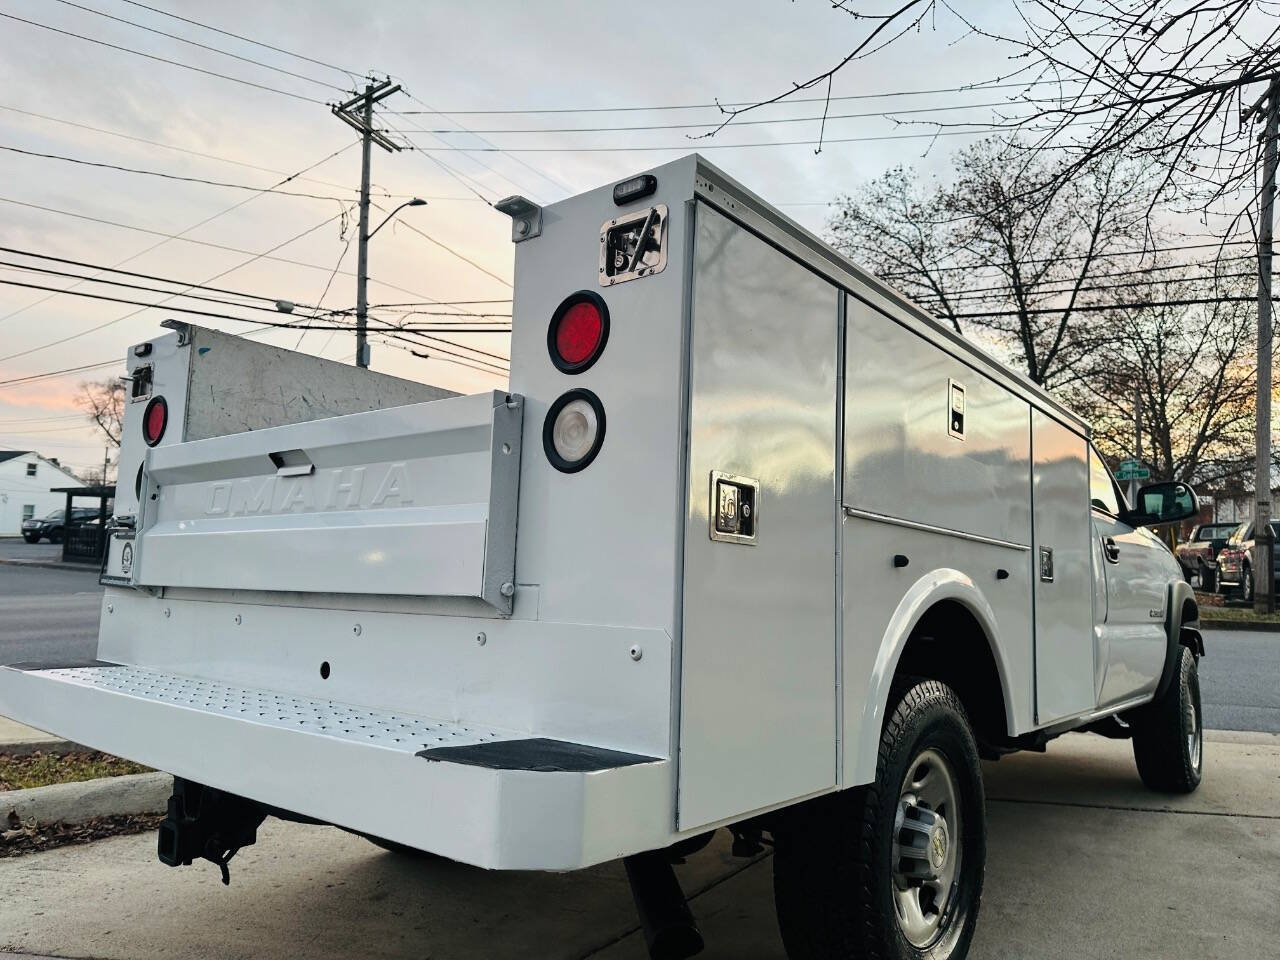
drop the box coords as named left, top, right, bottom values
left=1175, top=522, right=1241, bottom=590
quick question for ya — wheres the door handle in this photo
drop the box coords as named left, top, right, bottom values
left=1103, top=537, right=1120, bottom=563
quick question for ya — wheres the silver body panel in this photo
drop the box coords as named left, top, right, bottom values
left=677, top=204, right=839, bottom=830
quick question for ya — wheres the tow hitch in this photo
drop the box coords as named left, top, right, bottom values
left=157, top=778, right=268, bottom=886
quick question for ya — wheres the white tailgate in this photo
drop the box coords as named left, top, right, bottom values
left=127, top=391, right=522, bottom=613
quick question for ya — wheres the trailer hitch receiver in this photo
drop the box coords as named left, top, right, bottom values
left=157, top=778, right=268, bottom=886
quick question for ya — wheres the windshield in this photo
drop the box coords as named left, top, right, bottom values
left=1228, top=521, right=1251, bottom=544
left=39, top=509, right=64, bottom=521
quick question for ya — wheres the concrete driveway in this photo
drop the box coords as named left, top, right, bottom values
left=1, top=731, right=1276, bottom=960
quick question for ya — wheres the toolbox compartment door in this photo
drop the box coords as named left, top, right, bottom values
left=131, top=391, right=522, bottom=613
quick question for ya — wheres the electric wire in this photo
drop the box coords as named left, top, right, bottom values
left=0, top=143, right=356, bottom=202
left=0, top=11, right=325, bottom=103
left=50, top=0, right=345, bottom=92
left=0, top=104, right=481, bottom=201
left=0, top=142, right=357, bottom=326
left=117, top=0, right=363, bottom=81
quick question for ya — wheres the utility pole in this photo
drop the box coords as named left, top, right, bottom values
left=1129, top=387, right=1143, bottom=507
left=101, top=447, right=110, bottom=485
left=331, top=79, right=401, bottom=368
left=1243, top=78, right=1280, bottom=613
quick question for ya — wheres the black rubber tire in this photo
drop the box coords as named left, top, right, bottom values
left=48, top=530, right=61, bottom=544
left=772, top=680, right=985, bottom=960
left=1199, top=562, right=1217, bottom=593
left=1241, top=564, right=1254, bottom=603
left=1131, top=646, right=1203, bottom=794
left=21, top=534, right=39, bottom=544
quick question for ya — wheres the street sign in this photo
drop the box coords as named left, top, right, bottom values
left=1115, top=464, right=1150, bottom=481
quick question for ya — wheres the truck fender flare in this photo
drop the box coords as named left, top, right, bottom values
left=849, top=568, right=1016, bottom=786
left=1154, top=580, right=1202, bottom=703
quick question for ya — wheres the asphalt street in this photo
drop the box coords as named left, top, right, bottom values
left=3, top=538, right=1275, bottom=731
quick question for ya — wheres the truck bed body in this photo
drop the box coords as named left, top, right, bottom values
left=0, top=157, right=1163, bottom=870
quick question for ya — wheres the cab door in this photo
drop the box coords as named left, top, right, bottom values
left=1089, top=446, right=1169, bottom=708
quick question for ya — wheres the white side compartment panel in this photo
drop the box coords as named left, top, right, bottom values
left=1031, top=410, right=1095, bottom=722
left=844, top=298, right=1031, bottom=545
left=678, top=204, right=838, bottom=830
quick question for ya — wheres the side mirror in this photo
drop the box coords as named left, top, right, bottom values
left=1126, top=481, right=1198, bottom=527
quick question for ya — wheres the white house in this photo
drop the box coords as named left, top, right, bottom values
left=0, top=451, right=87, bottom=536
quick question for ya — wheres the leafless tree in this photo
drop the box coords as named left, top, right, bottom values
left=828, top=138, right=1155, bottom=386
left=1065, top=271, right=1259, bottom=488
left=76, top=378, right=124, bottom=447
left=709, top=2, right=1275, bottom=222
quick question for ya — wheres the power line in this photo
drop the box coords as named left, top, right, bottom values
left=407, top=80, right=1083, bottom=116
left=0, top=259, right=326, bottom=317
left=0, top=143, right=351, bottom=201
left=402, top=126, right=1016, bottom=152
left=0, top=11, right=324, bottom=103
left=0, top=194, right=454, bottom=304
left=0, top=245, right=318, bottom=306
left=951, top=296, right=1266, bottom=319
left=0, top=104, right=482, bottom=201
left=117, top=0, right=362, bottom=81
left=392, top=217, right=513, bottom=289
left=0, top=142, right=355, bottom=327
left=874, top=240, right=1257, bottom=279
left=0, top=280, right=511, bottom=340
left=0, top=359, right=121, bottom=390
left=0, top=209, right=345, bottom=364
left=398, top=100, right=1020, bottom=136
left=50, top=0, right=344, bottom=92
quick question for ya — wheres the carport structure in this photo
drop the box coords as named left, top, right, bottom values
left=52, top=483, right=114, bottom=564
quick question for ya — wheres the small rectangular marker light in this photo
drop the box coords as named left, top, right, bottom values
left=613, top=174, right=657, bottom=206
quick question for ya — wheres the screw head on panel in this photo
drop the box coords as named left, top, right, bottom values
left=500, top=582, right=515, bottom=597
left=234, top=614, right=242, bottom=625
left=476, top=632, right=487, bottom=647
left=629, top=645, right=643, bottom=662
left=352, top=623, right=363, bottom=636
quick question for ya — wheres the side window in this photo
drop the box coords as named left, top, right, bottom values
left=22, top=505, right=34, bottom=521
left=25, top=462, right=36, bottom=477
left=1088, top=446, right=1121, bottom=516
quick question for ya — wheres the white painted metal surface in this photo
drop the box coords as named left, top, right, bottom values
left=677, top=203, right=838, bottom=830
left=844, top=296, right=1032, bottom=546
left=1031, top=410, right=1096, bottom=723
left=134, top=391, right=522, bottom=611
left=0, top=663, right=670, bottom=871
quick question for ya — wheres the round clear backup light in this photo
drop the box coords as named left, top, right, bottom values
left=543, top=388, right=606, bottom=473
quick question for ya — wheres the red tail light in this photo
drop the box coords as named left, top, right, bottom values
left=142, top=396, right=168, bottom=447
left=548, top=291, right=609, bottom=374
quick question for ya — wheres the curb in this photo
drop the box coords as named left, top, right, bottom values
left=1199, top=618, right=1280, bottom=632
left=0, top=558, right=97, bottom=571
left=0, top=738, right=81, bottom=757
left=2, top=772, right=170, bottom=825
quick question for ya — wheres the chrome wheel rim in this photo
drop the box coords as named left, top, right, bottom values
left=891, top=748, right=962, bottom=948
left=1187, top=696, right=1202, bottom=771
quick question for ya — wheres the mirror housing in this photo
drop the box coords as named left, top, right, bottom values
left=1126, top=480, right=1199, bottom=527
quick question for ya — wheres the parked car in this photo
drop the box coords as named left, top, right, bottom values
left=1175, top=522, right=1239, bottom=590
left=1216, top=519, right=1280, bottom=602
left=20, top=507, right=98, bottom=544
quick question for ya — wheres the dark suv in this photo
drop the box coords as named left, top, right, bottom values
left=1174, top=522, right=1240, bottom=590
left=21, top=507, right=98, bottom=544
left=1216, top=519, right=1280, bottom=602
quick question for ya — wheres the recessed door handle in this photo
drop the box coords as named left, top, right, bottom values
left=1104, top=537, right=1120, bottom=563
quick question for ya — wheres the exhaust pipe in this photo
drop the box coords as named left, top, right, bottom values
left=623, top=849, right=704, bottom=960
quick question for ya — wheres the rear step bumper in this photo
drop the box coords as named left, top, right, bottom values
left=0, top=662, right=671, bottom=870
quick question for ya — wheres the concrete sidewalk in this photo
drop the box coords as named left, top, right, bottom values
left=1, top=732, right=1276, bottom=960
left=0, top=717, right=74, bottom=756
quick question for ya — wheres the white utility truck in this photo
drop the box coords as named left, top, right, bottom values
left=0, top=156, right=1204, bottom=960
